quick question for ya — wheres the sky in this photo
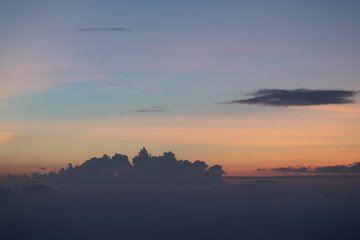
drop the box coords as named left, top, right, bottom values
left=1, top=0, right=360, bottom=175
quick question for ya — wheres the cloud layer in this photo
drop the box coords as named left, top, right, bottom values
left=224, top=89, right=357, bottom=106
left=2, top=176, right=360, bottom=240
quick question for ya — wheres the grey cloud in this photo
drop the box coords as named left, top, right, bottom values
left=314, top=162, right=360, bottom=173
left=225, top=175, right=360, bottom=180
left=271, top=166, right=310, bottom=172
left=23, top=184, right=56, bottom=194
left=77, top=27, right=129, bottom=32
left=223, top=89, right=357, bottom=107
left=2, top=167, right=360, bottom=240
left=122, top=89, right=177, bottom=95
left=133, top=106, right=166, bottom=113
left=268, top=162, right=360, bottom=174
left=133, top=109, right=164, bottom=113
left=31, top=148, right=225, bottom=185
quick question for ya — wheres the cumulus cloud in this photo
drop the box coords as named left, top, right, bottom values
left=77, top=27, right=129, bottom=32
left=223, top=89, right=357, bottom=106
left=32, top=148, right=225, bottom=184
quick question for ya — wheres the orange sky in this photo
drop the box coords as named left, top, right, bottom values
left=1, top=105, right=359, bottom=176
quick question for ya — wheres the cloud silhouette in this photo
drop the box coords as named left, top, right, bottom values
left=271, top=166, right=309, bottom=172
left=77, top=27, right=129, bottom=32
left=314, top=162, right=360, bottom=173
left=225, top=175, right=360, bottom=180
left=269, top=162, right=360, bottom=174
left=223, top=89, right=357, bottom=106
left=32, top=148, right=225, bottom=184
left=133, top=106, right=165, bottom=113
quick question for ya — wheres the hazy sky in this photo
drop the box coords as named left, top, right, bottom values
left=1, top=0, right=359, bottom=175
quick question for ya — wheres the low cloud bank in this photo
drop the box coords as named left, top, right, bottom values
left=32, top=148, right=225, bottom=184
left=269, top=162, right=360, bottom=173
left=1, top=178, right=360, bottom=240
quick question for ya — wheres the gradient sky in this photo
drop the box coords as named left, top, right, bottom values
left=1, top=0, right=360, bottom=175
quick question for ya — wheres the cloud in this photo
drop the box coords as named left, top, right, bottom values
left=0, top=185, right=15, bottom=195
left=133, top=106, right=166, bottom=113
left=225, top=175, right=360, bottom=180
left=32, top=148, right=225, bottom=185
left=77, top=27, right=129, bottom=32
left=102, top=86, right=123, bottom=90
left=222, top=89, right=358, bottom=106
left=22, top=183, right=56, bottom=194
left=268, top=162, right=360, bottom=174
left=2, top=174, right=360, bottom=240
left=271, top=166, right=309, bottom=172
left=121, top=89, right=177, bottom=95
left=314, top=162, right=360, bottom=173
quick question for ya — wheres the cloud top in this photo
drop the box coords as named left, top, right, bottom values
left=224, top=89, right=357, bottom=106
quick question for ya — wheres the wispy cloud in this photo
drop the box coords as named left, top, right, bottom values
left=132, top=106, right=166, bottom=113
left=102, top=86, right=123, bottom=90
left=222, top=89, right=358, bottom=107
left=77, top=27, right=129, bottom=32
left=122, top=89, right=177, bottom=95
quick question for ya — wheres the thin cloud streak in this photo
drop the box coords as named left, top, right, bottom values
left=269, top=162, right=360, bottom=173
left=77, top=27, right=129, bottom=32
left=133, top=106, right=165, bottom=113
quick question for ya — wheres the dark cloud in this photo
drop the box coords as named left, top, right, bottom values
left=23, top=184, right=56, bottom=194
left=314, top=162, right=360, bottom=173
left=223, top=89, right=357, bottom=106
left=271, top=166, right=310, bottom=172
left=268, top=162, right=360, bottom=174
left=133, top=106, right=166, bottom=113
left=226, top=175, right=360, bottom=180
left=32, top=148, right=225, bottom=185
left=133, top=109, right=164, bottom=112
left=3, top=155, right=360, bottom=240
left=0, top=185, right=15, bottom=195
left=1, top=178, right=360, bottom=240
left=77, top=27, right=129, bottom=31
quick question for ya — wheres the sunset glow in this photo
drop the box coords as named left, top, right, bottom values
left=0, top=0, right=359, bottom=177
